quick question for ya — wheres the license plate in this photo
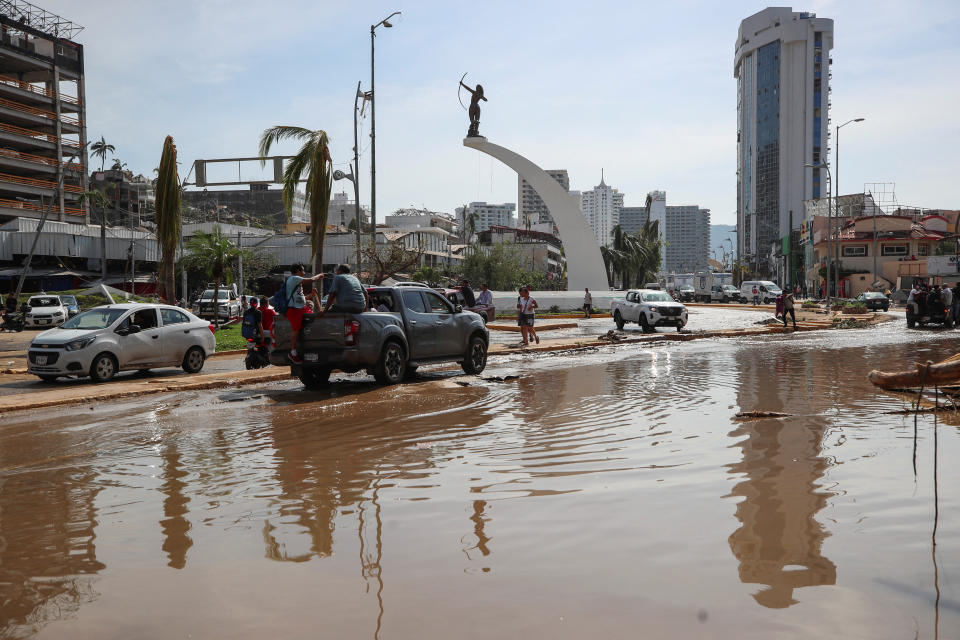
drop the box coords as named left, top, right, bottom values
left=35, top=355, right=47, bottom=365
left=39, top=319, right=50, bottom=324
left=304, top=352, right=318, bottom=362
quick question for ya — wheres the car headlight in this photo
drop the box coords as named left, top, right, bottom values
left=65, top=336, right=96, bottom=351
left=54, top=311, right=63, bottom=316
left=649, top=306, right=658, bottom=313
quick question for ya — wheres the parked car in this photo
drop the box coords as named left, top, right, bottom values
left=856, top=291, right=890, bottom=312
left=27, top=303, right=216, bottom=382
left=440, top=288, right=495, bottom=324
left=269, top=285, right=489, bottom=388
left=611, top=289, right=688, bottom=333
left=393, top=281, right=432, bottom=288
left=193, top=288, right=241, bottom=320
left=24, top=295, right=69, bottom=328
left=60, top=294, right=81, bottom=317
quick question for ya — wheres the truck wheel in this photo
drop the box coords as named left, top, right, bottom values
left=907, top=318, right=916, bottom=329
left=462, top=336, right=488, bottom=374
left=373, top=340, right=406, bottom=385
left=614, top=311, right=625, bottom=330
left=299, top=367, right=330, bottom=390
left=640, top=314, right=653, bottom=333
left=722, top=296, right=729, bottom=304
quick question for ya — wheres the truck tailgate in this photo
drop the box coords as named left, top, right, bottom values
left=273, top=314, right=353, bottom=351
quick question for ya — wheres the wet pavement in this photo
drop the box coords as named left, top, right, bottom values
left=0, top=315, right=957, bottom=638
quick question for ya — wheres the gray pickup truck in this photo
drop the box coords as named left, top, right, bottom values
left=269, top=285, right=490, bottom=388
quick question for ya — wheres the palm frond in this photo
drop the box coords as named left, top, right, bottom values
left=258, top=126, right=316, bottom=166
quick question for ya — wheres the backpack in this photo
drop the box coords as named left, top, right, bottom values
left=241, top=308, right=259, bottom=339
left=270, top=279, right=294, bottom=314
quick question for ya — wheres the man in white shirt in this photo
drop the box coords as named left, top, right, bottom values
left=907, top=285, right=919, bottom=316
left=583, top=288, right=593, bottom=318
left=477, top=283, right=493, bottom=307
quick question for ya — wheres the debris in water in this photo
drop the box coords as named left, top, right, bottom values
left=600, top=330, right=623, bottom=343
left=481, top=374, right=520, bottom=382
left=734, top=410, right=792, bottom=420
left=455, top=381, right=471, bottom=387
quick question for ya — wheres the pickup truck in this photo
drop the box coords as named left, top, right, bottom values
left=269, top=286, right=490, bottom=388
left=611, top=289, right=688, bottom=333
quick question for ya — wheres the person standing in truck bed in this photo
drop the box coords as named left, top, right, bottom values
left=285, top=263, right=325, bottom=364
left=320, top=264, right=368, bottom=315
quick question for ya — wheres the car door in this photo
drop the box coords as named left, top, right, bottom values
left=423, top=290, right=461, bottom=356
left=116, top=308, right=163, bottom=367
left=160, top=307, right=196, bottom=363
left=625, top=291, right=640, bottom=321
left=399, top=290, right=435, bottom=359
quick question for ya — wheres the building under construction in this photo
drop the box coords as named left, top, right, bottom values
left=0, top=0, right=86, bottom=224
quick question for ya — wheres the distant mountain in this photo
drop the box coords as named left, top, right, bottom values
left=710, top=224, right=737, bottom=264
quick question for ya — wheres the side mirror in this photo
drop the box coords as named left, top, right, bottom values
left=454, top=305, right=463, bottom=313
left=128, top=324, right=142, bottom=334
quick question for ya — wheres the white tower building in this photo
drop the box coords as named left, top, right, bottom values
left=580, top=175, right=624, bottom=247
left=456, top=202, right=516, bottom=235
left=734, top=7, right=833, bottom=274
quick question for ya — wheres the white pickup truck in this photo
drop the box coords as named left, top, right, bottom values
left=611, top=289, right=689, bottom=333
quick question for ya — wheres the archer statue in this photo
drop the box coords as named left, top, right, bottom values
left=459, top=74, right=487, bottom=137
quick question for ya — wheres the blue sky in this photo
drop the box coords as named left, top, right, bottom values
left=43, top=0, right=960, bottom=224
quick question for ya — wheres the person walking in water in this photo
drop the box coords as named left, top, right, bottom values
left=782, top=290, right=797, bottom=330
left=517, top=287, right=539, bottom=346
left=459, top=80, right=487, bottom=137
left=583, top=287, right=593, bottom=318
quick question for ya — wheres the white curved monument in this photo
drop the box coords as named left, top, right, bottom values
left=463, top=136, right=608, bottom=291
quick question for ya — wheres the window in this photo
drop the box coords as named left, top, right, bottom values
left=882, top=244, right=908, bottom=256
left=842, top=245, right=867, bottom=257
left=401, top=290, right=427, bottom=313
left=132, top=309, right=159, bottom=329
left=425, top=291, right=453, bottom=314
left=161, top=308, right=190, bottom=326
left=918, top=244, right=929, bottom=256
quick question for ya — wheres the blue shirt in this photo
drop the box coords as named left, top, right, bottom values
left=329, top=274, right=366, bottom=311
left=285, top=275, right=307, bottom=309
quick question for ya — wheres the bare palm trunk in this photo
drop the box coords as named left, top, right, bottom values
left=213, top=278, right=220, bottom=329
left=163, top=254, right=176, bottom=304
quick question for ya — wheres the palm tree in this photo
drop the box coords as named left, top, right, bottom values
left=155, top=135, right=181, bottom=303
left=183, top=225, right=244, bottom=327
left=90, top=135, right=115, bottom=172
left=258, top=126, right=332, bottom=273
left=79, top=190, right=111, bottom=282
left=110, top=159, right=128, bottom=172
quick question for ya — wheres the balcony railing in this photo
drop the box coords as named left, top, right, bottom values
left=0, top=197, right=84, bottom=216
left=0, top=147, right=83, bottom=171
left=0, top=95, right=80, bottom=125
left=0, top=73, right=80, bottom=105
left=0, top=171, right=83, bottom=193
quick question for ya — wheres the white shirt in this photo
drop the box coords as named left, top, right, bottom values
left=584, top=292, right=592, bottom=305
left=519, top=297, right=536, bottom=315
left=908, top=288, right=918, bottom=302
left=942, top=287, right=953, bottom=307
left=477, top=289, right=493, bottom=305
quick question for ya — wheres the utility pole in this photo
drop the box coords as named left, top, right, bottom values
left=100, top=205, right=107, bottom=282
left=237, top=230, right=243, bottom=295
left=353, top=81, right=363, bottom=274
left=370, top=11, right=401, bottom=245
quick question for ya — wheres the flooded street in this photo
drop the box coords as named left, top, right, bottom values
left=1, top=320, right=957, bottom=638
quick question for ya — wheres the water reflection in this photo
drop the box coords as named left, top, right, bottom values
left=0, top=463, right=104, bottom=636
left=159, top=444, right=192, bottom=569
left=727, top=346, right=837, bottom=608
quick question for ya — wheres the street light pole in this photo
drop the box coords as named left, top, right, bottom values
left=835, top=118, right=865, bottom=296
left=370, top=10, right=401, bottom=247
left=806, top=162, right=832, bottom=304
left=353, top=81, right=363, bottom=275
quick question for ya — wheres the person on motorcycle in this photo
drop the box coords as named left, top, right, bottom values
left=4, top=292, right=16, bottom=316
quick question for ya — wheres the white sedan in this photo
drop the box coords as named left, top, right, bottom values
left=27, top=303, right=216, bottom=382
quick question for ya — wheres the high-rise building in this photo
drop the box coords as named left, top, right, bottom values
left=518, top=169, right=568, bottom=228
left=0, top=2, right=88, bottom=224
left=735, top=7, right=833, bottom=274
left=456, top=201, right=516, bottom=235
left=619, top=207, right=648, bottom=235
left=662, top=204, right=711, bottom=272
left=580, top=176, right=623, bottom=247
left=646, top=190, right=667, bottom=266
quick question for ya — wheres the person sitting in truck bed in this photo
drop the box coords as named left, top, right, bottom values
left=320, top=264, right=369, bottom=315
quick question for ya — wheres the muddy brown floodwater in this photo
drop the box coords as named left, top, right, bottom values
left=0, top=320, right=957, bottom=639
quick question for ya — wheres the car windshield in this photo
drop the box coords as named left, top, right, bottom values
left=28, top=296, right=60, bottom=307
left=864, top=292, right=885, bottom=299
left=59, top=308, right=126, bottom=330
left=680, top=286, right=694, bottom=291
left=764, top=284, right=782, bottom=292
left=60, top=295, right=77, bottom=304
left=200, top=291, right=229, bottom=301
left=723, top=285, right=738, bottom=291
left=643, top=292, right=672, bottom=302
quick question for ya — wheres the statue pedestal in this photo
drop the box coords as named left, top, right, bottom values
left=462, top=137, right=607, bottom=291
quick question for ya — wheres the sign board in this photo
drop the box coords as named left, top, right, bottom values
left=925, top=255, right=960, bottom=276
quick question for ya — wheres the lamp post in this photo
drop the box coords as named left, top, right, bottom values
left=835, top=118, right=866, bottom=289
left=805, top=162, right=832, bottom=304
left=370, top=10, right=401, bottom=246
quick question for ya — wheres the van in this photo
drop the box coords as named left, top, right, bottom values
left=740, top=280, right=782, bottom=305
left=644, top=282, right=662, bottom=290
